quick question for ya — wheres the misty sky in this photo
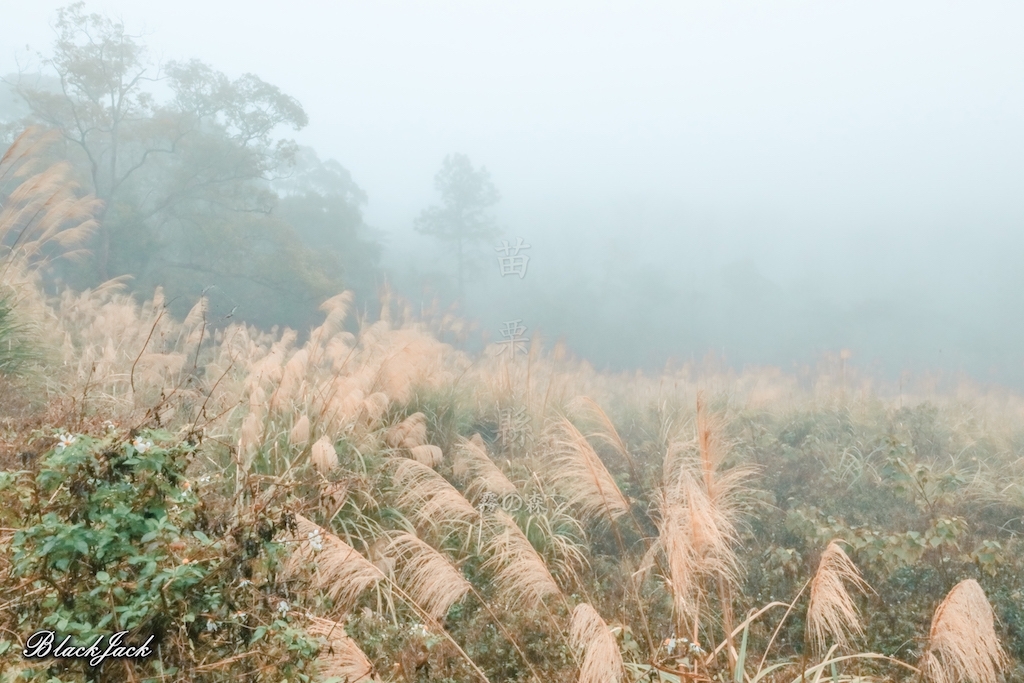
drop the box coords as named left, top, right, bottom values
left=4, top=1, right=1024, bottom=378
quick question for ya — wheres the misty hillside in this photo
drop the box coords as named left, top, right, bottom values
left=4, top=1, right=1024, bottom=388
left=1, top=5, right=1022, bottom=683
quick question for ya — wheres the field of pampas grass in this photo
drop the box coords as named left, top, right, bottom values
left=1, top=130, right=1023, bottom=682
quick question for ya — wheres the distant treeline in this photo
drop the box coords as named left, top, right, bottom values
left=4, top=4, right=1022, bottom=389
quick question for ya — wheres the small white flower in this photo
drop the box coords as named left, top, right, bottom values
left=133, top=437, right=154, bottom=453
left=277, top=601, right=290, bottom=614
left=103, top=420, right=117, bottom=432
left=237, top=579, right=252, bottom=588
left=206, top=620, right=220, bottom=632
left=56, top=433, right=77, bottom=450
left=307, top=530, right=324, bottom=553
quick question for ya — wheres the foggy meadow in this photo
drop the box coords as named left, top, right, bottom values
left=0, top=3, right=1021, bottom=682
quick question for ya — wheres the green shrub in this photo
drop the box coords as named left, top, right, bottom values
left=0, top=296, right=34, bottom=377
left=0, top=429, right=322, bottom=682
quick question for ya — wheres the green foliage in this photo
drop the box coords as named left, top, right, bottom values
left=0, top=430, right=322, bottom=682
left=0, top=295, right=35, bottom=376
left=4, top=3, right=381, bottom=330
left=728, top=402, right=1024, bottom=665
left=275, top=147, right=381, bottom=306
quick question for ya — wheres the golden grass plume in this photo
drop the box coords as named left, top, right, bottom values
left=567, top=396, right=631, bottom=461
left=287, top=515, right=383, bottom=613
left=306, top=616, right=379, bottom=682
left=1, top=127, right=99, bottom=281
left=390, top=458, right=478, bottom=529
left=289, top=414, right=311, bottom=447
left=312, top=436, right=339, bottom=474
left=383, top=532, right=471, bottom=619
left=385, top=412, right=428, bottom=449
left=643, top=495, right=696, bottom=622
left=408, top=444, right=443, bottom=468
left=807, top=540, right=870, bottom=656
left=543, top=417, right=630, bottom=524
left=452, top=434, right=518, bottom=501
left=570, top=603, right=624, bottom=683
left=643, top=451, right=745, bottom=637
left=921, top=579, right=1007, bottom=683
left=481, top=511, right=562, bottom=610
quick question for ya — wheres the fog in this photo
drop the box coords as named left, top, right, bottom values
left=3, top=1, right=1024, bottom=384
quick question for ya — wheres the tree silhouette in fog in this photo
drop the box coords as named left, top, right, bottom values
left=414, top=153, right=500, bottom=298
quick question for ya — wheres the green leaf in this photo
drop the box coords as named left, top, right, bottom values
left=734, top=623, right=749, bottom=683
left=751, top=660, right=792, bottom=683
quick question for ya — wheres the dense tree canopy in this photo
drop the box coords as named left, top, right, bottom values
left=1, top=2, right=380, bottom=329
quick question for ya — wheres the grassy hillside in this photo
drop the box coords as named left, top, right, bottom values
left=1, top=129, right=1021, bottom=683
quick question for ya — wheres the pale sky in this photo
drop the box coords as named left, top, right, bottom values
left=5, top=2, right=1021, bottom=236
